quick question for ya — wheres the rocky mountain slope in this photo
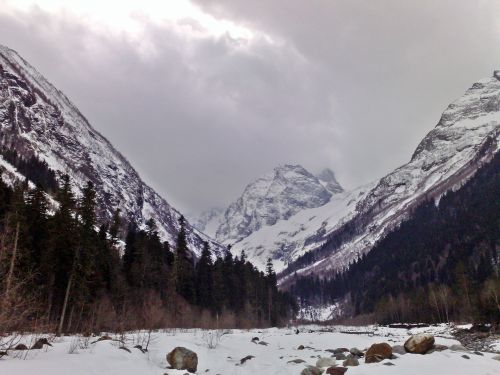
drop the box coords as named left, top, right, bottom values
left=281, top=71, right=500, bottom=279
left=190, top=164, right=347, bottom=269
left=0, top=44, right=222, bottom=256
left=194, top=71, right=500, bottom=273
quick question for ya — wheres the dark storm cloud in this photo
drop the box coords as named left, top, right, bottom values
left=1, top=1, right=499, bottom=213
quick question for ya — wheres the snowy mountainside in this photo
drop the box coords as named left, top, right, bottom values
left=192, top=166, right=345, bottom=242
left=189, top=207, right=225, bottom=237
left=281, top=71, right=500, bottom=279
left=229, top=182, right=374, bottom=271
left=215, top=164, right=340, bottom=244
left=0, top=44, right=222, bottom=256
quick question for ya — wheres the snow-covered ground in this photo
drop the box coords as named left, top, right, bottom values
left=2, top=325, right=499, bottom=375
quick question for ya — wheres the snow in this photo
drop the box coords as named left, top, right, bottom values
left=2, top=325, right=499, bottom=375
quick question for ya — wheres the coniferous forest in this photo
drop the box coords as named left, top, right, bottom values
left=0, top=154, right=297, bottom=334
left=290, top=152, right=500, bottom=324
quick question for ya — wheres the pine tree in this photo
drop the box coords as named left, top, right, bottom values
left=172, top=216, right=195, bottom=303
left=195, top=241, right=213, bottom=309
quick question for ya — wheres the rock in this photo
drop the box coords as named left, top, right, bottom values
left=240, top=355, right=255, bottom=364
left=14, top=344, right=28, bottom=350
left=301, top=365, right=324, bottom=375
left=119, top=346, right=131, bottom=353
left=335, top=353, right=347, bottom=360
left=251, top=337, right=259, bottom=342
left=258, top=341, right=269, bottom=346
left=167, top=347, right=198, bottom=373
left=383, top=362, right=395, bottom=366
left=449, top=344, right=468, bottom=352
left=316, top=357, right=336, bottom=368
left=473, top=351, right=484, bottom=356
left=365, top=343, right=392, bottom=363
left=326, top=367, right=348, bottom=375
left=287, top=358, right=306, bottom=364
left=391, top=345, right=406, bottom=355
left=404, top=334, right=435, bottom=354
left=343, top=357, right=359, bottom=366
left=134, top=344, right=146, bottom=353
left=349, top=347, right=363, bottom=357
left=492, top=354, right=500, bottom=361
left=462, top=355, right=470, bottom=359
left=298, top=345, right=305, bottom=350
left=31, top=338, right=52, bottom=350
left=97, top=335, right=112, bottom=341
left=390, top=354, right=399, bottom=360
left=333, top=348, right=349, bottom=354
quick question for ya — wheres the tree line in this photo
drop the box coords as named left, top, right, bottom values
left=0, top=154, right=297, bottom=334
left=290, top=151, right=500, bottom=324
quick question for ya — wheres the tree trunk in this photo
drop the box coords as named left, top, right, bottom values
left=2, top=222, right=20, bottom=310
left=57, top=266, right=74, bottom=336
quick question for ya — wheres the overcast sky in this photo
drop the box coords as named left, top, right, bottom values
left=1, top=0, right=499, bottom=213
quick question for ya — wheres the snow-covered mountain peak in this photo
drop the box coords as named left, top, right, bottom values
left=214, top=164, right=335, bottom=244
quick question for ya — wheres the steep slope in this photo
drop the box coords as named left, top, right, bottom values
left=281, top=71, right=500, bottom=280
left=0, top=45, right=222, bottom=255
left=189, top=207, right=225, bottom=237
left=215, top=164, right=339, bottom=243
left=317, top=168, right=344, bottom=194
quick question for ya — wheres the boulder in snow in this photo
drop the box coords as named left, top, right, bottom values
left=365, top=342, right=392, bottom=363
left=166, top=347, right=198, bottom=373
left=404, top=334, right=435, bottom=354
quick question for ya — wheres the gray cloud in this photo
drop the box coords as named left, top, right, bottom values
left=1, top=1, right=499, bottom=213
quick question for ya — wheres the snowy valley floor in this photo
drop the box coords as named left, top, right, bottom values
left=1, top=324, right=499, bottom=375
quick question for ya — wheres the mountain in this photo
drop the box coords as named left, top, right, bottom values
left=0, top=45, right=222, bottom=256
left=188, top=164, right=347, bottom=269
left=317, top=168, right=344, bottom=194
left=214, top=164, right=340, bottom=243
left=291, top=151, right=500, bottom=323
left=189, top=206, right=225, bottom=236
left=281, top=71, right=500, bottom=280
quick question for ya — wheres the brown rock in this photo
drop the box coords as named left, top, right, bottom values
left=404, top=334, right=435, bottom=354
left=167, top=347, right=198, bottom=373
left=31, top=338, right=52, bottom=350
left=365, top=343, right=392, bottom=363
left=326, top=366, right=348, bottom=374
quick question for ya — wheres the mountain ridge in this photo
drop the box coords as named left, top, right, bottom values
left=0, top=44, right=223, bottom=256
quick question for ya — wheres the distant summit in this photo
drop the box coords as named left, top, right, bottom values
left=316, top=168, right=344, bottom=194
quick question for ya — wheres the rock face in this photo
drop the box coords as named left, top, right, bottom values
left=166, top=347, right=198, bottom=373
left=404, top=334, right=435, bottom=354
left=365, top=343, right=392, bottom=363
left=0, top=44, right=222, bottom=257
left=317, top=168, right=344, bottom=194
left=216, top=164, right=335, bottom=243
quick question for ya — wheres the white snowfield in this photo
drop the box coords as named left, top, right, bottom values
left=2, top=325, right=499, bottom=375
